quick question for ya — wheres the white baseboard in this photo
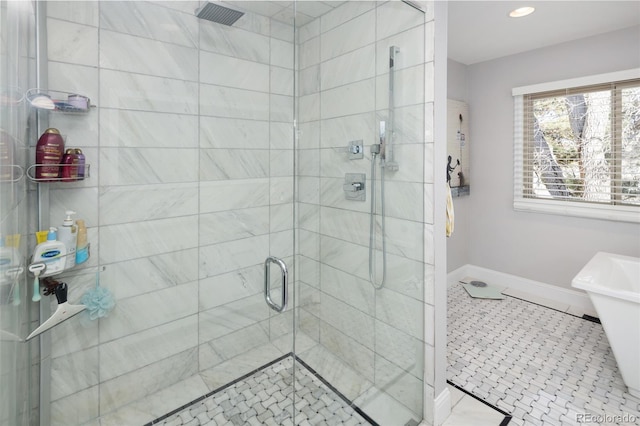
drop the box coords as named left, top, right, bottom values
left=447, top=264, right=596, bottom=316
left=432, top=387, right=451, bottom=426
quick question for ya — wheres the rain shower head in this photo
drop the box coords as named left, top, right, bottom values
left=195, top=2, right=244, bottom=26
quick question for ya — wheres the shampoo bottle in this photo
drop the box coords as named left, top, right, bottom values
left=57, top=211, right=77, bottom=270
left=75, top=219, right=89, bottom=265
left=60, top=149, right=79, bottom=181
left=75, top=149, right=86, bottom=180
left=33, top=227, right=66, bottom=277
left=35, top=128, right=64, bottom=181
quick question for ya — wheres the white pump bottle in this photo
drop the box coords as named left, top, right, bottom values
left=57, top=210, right=77, bottom=270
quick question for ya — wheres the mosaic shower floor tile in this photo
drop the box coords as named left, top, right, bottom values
left=447, top=282, right=640, bottom=426
left=147, top=355, right=374, bottom=426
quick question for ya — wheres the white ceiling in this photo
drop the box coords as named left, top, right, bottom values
left=223, top=1, right=348, bottom=26
left=448, top=1, right=640, bottom=65
left=222, top=1, right=639, bottom=65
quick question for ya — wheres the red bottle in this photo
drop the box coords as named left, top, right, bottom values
left=61, top=149, right=79, bottom=181
left=35, top=128, right=64, bottom=181
left=75, top=148, right=86, bottom=180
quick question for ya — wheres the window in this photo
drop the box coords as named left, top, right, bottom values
left=513, top=70, right=640, bottom=223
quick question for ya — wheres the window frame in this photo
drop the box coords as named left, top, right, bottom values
left=512, top=69, right=640, bottom=223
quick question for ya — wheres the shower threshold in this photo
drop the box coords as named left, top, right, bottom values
left=145, top=353, right=377, bottom=425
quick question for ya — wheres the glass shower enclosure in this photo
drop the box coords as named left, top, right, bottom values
left=0, top=1, right=433, bottom=425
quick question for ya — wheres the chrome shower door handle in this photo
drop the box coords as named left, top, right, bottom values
left=264, top=256, right=288, bottom=313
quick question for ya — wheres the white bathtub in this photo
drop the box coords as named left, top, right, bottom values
left=572, top=252, right=640, bottom=398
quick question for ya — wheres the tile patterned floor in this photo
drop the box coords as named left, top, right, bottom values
left=447, top=282, right=640, bottom=425
left=148, top=355, right=373, bottom=426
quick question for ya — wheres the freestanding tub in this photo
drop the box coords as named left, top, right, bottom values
left=572, top=252, right=640, bottom=398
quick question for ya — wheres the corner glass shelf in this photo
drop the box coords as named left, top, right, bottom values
left=26, top=88, right=94, bottom=114
left=26, top=163, right=91, bottom=183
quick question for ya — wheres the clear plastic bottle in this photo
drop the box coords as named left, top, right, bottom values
left=57, top=211, right=77, bottom=270
left=75, top=219, right=89, bottom=265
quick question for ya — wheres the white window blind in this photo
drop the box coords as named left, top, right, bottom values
left=513, top=70, right=640, bottom=223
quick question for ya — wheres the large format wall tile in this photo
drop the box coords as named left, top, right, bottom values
left=100, top=69, right=198, bottom=113
left=200, top=51, right=269, bottom=91
left=100, top=216, right=198, bottom=264
left=375, top=319, right=424, bottom=380
left=320, top=10, right=375, bottom=62
left=99, top=315, right=198, bottom=381
left=199, top=178, right=270, bottom=213
left=100, top=30, right=198, bottom=81
left=199, top=294, right=270, bottom=343
left=199, top=149, right=269, bottom=181
left=200, top=21, right=270, bottom=63
left=47, top=1, right=99, bottom=26
left=99, top=147, right=198, bottom=186
left=200, top=83, right=269, bottom=119
left=102, top=248, right=198, bottom=300
left=321, top=44, right=375, bottom=90
left=321, top=78, right=375, bottom=120
left=320, top=264, right=375, bottom=315
left=199, top=265, right=263, bottom=311
left=99, top=348, right=199, bottom=416
left=100, top=281, right=198, bottom=343
left=100, top=109, right=198, bottom=148
left=320, top=1, right=375, bottom=34
left=199, top=207, right=270, bottom=246
left=320, top=321, right=375, bottom=379
left=375, top=288, right=424, bottom=340
left=50, top=347, right=99, bottom=402
left=50, top=386, right=99, bottom=426
left=320, top=293, right=374, bottom=350
left=47, top=18, right=98, bottom=66
left=99, top=183, right=198, bottom=224
left=199, top=234, right=269, bottom=278
left=200, top=116, right=269, bottom=149
left=100, top=1, right=198, bottom=47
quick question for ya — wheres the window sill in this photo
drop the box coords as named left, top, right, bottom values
left=514, top=198, right=640, bottom=223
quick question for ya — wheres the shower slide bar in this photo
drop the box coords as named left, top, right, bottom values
left=264, top=256, right=288, bottom=313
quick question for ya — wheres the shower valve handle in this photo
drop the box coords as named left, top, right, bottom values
left=343, top=182, right=364, bottom=192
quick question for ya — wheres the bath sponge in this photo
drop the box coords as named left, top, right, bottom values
left=81, top=272, right=115, bottom=320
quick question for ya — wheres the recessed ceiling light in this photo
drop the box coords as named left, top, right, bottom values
left=509, top=6, right=535, bottom=18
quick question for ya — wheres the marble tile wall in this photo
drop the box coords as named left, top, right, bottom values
left=41, top=1, right=434, bottom=424
left=295, top=0, right=435, bottom=420
left=44, top=1, right=294, bottom=424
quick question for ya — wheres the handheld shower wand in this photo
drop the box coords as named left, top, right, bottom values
left=368, top=46, right=400, bottom=290
left=369, top=124, right=388, bottom=289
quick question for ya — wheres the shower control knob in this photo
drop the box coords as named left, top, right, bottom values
left=347, top=140, right=364, bottom=159
left=343, top=173, right=366, bottom=201
left=343, top=182, right=364, bottom=192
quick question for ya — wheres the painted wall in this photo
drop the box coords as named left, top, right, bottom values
left=462, top=25, right=640, bottom=289
left=445, top=58, right=470, bottom=272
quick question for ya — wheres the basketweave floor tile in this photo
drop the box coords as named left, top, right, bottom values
left=447, top=282, right=640, bottom=425
left=149, top=356, right=373, bottom=426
